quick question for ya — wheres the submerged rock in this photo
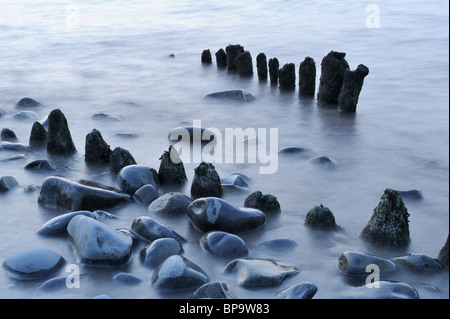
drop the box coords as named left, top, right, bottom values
left=38, top=176, right=131, bottom=211
left=310, top=155, right=338, bottom=168
left=28, top=121, right=47, bottom=150
left=276, top=282, right=318, bottom=299
left=1, top=141, right=41, bottom=155
left=148, top=192, right=192, bottom=216
left=37, top=210, right=94, bottom=236
left=224, top=258, right=299, bottom=288
left=131, top=216, right=185, bottom=243
left=24, top=159, right=57, bottom=171
left=359, top=188, right=410, bottom=248
left=278, top=63, right=296, bottom=91
left=220, top=173, right=249, bottom=192
left=337, top=251, right=399, bottom=277
left=200, top=231, right=248, bottom=258
left=215, top=48, right=227, bottom=68
left=2, top=247, right=66, bottom=280
left=256, top=53, right=268, bottom=81
left=140, top=238, right=184, bottom=268
left=112, top=272, right=143, bottom=286
left=201, top=49, right=212, bottom=64
left=192, top=282, right=238, bottom=299
left=204, top=89, right=255, bottom=103
left=225, top=44, right=244, bottom=70
left=134, top=184, right=159, bottom=206
left=396, top=189, right=423, bottom=200
left=152, top=255, right=208, bottom=292
left=317, top=51, right=350, bottom=105
left=46, top=109, right=77, bottom=156
left=392, top=254, right=443, bottom=273
left=298, top=57, right=316, bottom=97
left=117, top=165, right=158, bottom=195
left=67, top=215, right=133, bottom=266
left=304, top=204, right=340, bottom=230
left=338, top=64, right=369, bottom=112
left=190, top=162, right=223, bottom=199
left=12, top=111, right=38, bottom=121
left=268, top=57, right=279, bottom=86
left=91, top=113, right=120, bottom=122
left=345, top=281, right=419, bottom=299
left=236, top=51, right=253, bottom=76
left=168, top=126, right=216, bottom=144
left=109, top=147, right=137, bottom=174
left=0, top=176, right=19, bottom=192
left=187, top=197, right=266, bottom=234
left=244, top=190, right=281, bottom=214
left=15, top=97, right=42, bottom=109
left=85, top=129, right=112, bottom=165
left=437, top=235, right=449, bottom=269
left=258, top=238, right=297, bottom=251
left=1, top=128, right=19, bottom=143
left=278, top=146, right=310, bottom=156
left=158, top=146, right=187, bottom=185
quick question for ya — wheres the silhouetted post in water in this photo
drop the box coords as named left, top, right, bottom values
left=317, top=51, right=349, bottom=104
left=215, top=48, right=227, bottom=68
left=278, top=63, right=296, bottom=91
left=225, top=44, right=244, bottom=70
left=299, top=57, right=316, bottom=97
left=268, top=58, right=279, bottom=86
left=236, top=51, right=253, bottom=76
left=201, top=49, right=212, bottom=63
left=256, top=53, right=268, bottom=81
left=338, top=64, right=369, bottom=112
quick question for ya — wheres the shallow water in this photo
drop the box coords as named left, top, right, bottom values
left=0, top=0, right=448, bottom=299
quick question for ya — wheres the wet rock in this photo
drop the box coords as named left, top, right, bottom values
left=115, top=133, right=138, bottom=139
left=317, top=51, right=350, bottom=104
left=337, top=251, right=399, bottom=277
left=345, top=281, right=419, bottom=299
left=112, top=272, right=143, bottom=286
left=298, top=57, right=316, bottom=97
left=396, top=189, right=423, bottom=200
left=158, top=146, right=187, bottom=185
left=1, top=128, right=18, bottom=143
left=437, top=235, right=449, bottom=269
left=305, top=204, right=339, bottom=230
left=29, top=121, right=47, bottom=150
left=12, top=111, right=38, bottom=121
left=134, top=184, right=159, bottom=206
left=91, top=113, right=121, bottom=122
left=338, top=64, right=369, bottom=112
left=268, top=58, right=279, bottom=86
left=190, top=162, right=223, bottom=199
left=215, top=48, right=227, bottom=68
left=392, top=254, right=443, bottom=273
left=24, top=159, right=57, bottom=171
left=204, top=89, right=255, bottom=103
left=276, top=282, right=318, bottom=299
left=152, top=255, right=208, bottom=292
left=148, top=192, right=193, bottom=217
left=37, top=275, right=82, bottom=292
left=24, top=184, right=40, bottom=193
left=37, top=210, right=94, bottom=236
left=236, top=51, right=253, bottom=76
left=109, top=147, right=137, bottom=174
left=256, top=53, right=268, bottom=81
left=192, top=282, right=238, bottom=299
left=201, top=49, right=212, bottom=64
left=117, top=165, right=158, bottom=195
left=278, top=63, right=296, bottom=91
left=225, top=44, right=244, bottom=70
left=67, top=215, right=133, bottom=266
left=244, top=190, right=280, bottom=214
left=224, top=258, right=299, bottom=288
left=46, top=109, right=77, bottom=156
left=220, top=173, right=249, bottom=192
left=310, top=155, right=338, bottom=168
left=0, top=154, right=27, bottom=162
left=15, top=97, right=42, bottom=109
left=85, top=129, right=112, bottom=165
left=92, top=210, right=118, bottom=221
left=2, top=247, right=66, bottom=280
left=187, top=197, right=266, bottom=234
left=258, top=238, right=297, bottom=251
left=1, top=141, right=41, bottom=155
left=140, top=238, right=184, bottom=268
left=278, top=146, right=309, bottom=156
left=168, top=126, right=216, bottom=144
left=200, top=231, right=248, bottom=258
left=131, top=216, right=185, bottom=242
left=38, top=176, right=131, bottom=211
left=0, top=176, right=19, bottom=192
left=359, top=188, right=410, bottom=248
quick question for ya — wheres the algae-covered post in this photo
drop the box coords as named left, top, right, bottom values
left=317, top=51, right=349, bottom=104
left=338, top=64, right=369, bottom=112
left=278, top=63, right=296, bottom=91
left=215, top=48, right=227, bottom=68
left=256, top=53, right=268, bottom=81
left=201, top=49, right=212, bottom=64
left=190, top=162, right=223, bottom=199
left=236, top=51, right=253, bottom=76
left=225, top=44, right=244, bottom=70
left=268, top=57, right=279, bottom=86
left=158, top=146, right=188, bottom=185
left=299, top=57, right=316, bottom=97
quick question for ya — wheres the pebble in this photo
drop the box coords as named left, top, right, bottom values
left=140, top=238, right=184, bottom=268
left=148, top=192, right=193, bottom=217
left=276, top=282, right=318, bottom=299
left=199, top=231, right=249, bottom=258
left=131, top=215, right=186, bottom=243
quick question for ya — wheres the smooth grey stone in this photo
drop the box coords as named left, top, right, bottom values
left=37, top=211, right=94, bottom=236
left=168, top=126, right=216, bottom=145
left=37, top=275, right=86, bottom=292
left=67, top=215, right=133, bottom=266
left=140, top=238, right=184, bottom=268
left=148, top=192, right=192, bottom=216
left=46, top=109, right=77, bottom=156
left=15, top=97, right=42, bottom=109
left=276, top=282, right=318, bottom=299
left=12, top=111, right=38, bottom=121
left=224, top=258, right=299, bottom=288
left=24, top=159, right=57, bottom=171
left=396, top=189, right=423, bottom=200
left=152, top=255, right=208, bottom=292
left=200, top=231, right=248, bottom=258
left=204, top=90, right=255, bottom=103
left=92, top=210, right=119, bottom=221
left=131, top=216, right=185, bottom=243
left=220, top=174, right=249, bottom=192
left=310, top=155, right=338, bottom=168
left=192, top=282, right=238, bottom=299
left=278, top=146, right=309, bottom=156
left=187, top=197, right=266, bottom=234
left=392, top=254, right=443, bottom=273
left=93, top=294, right=111, bottom=299
left=24, top=184, right=40, bottom=193
left=345, top=281, right=419, bottom=299
left=112, top=272, right=143, bottom=286
left=0, top=141, right=41, bottom=155
left=259, top=238, right=297, bottom=251
left=337, top=251, right=399, bottom=277
left=91, top=113, right=121, bottom=122
left=2, top=247, right=66, bottom=280
left=134, top=184, right=159, bottom=206
left=0, top=154, right=27, bottom=162
left=38, top=176, right=131, bottom=211
left=117, top=165, right=158, bottom=195
left=114, top=133, right=138, bottom=139
left=0, top=176, right=19, bottom=192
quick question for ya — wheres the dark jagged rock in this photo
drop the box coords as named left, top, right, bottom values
left=338, top=64, right=369, bottom=112
left=190, top=162, right=223, bottom=199
left=225, top=44, right=244, bottom=70
left=256, top=53, right=268, bottom=81
left=278, top=63, right=296, bottom=91
left=117, top=165, right=158, bottom=195
left=46, top=109, right=77, bottom=156
left=148, top=192, right=192, bottom=216
left=1, top=128, right=18, bottom=143
left=15, top=97, right=42, bottom=109
left=236, top=51, right=253, bottom=76
left=304, top=204, right=340, bottom=230
left=268, top=58, right=279, bottom=86
left=201, top=49, right=212, bottom=64
left=215, top=48, right=227, bottom=68
left=140, top=238, right=184, bottom=268
left=85, top=129, right=112, bottom=165
left=359, top=189, right=411, bottom=248
left=317, top=51, right=350, bottom=104
left=158, top=146, right=187, bottom=185
left=192, top=282, right=238, bottom=299
left=299, top=57, right=316, bottom=97
left=131, top=215, right=185, bottom=243
left=437, top=235, right=449, bottom=269
left=276, top=282, right=318, bottom=299
left=109, top=147, right=137, bottom=174
left=200, top=231, right=248, bottom=258
left=244, top=190, right=280, bottom=214
left=29, top=121, right=47, bottom=150
left=0, top=176, right=19, bottom=192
